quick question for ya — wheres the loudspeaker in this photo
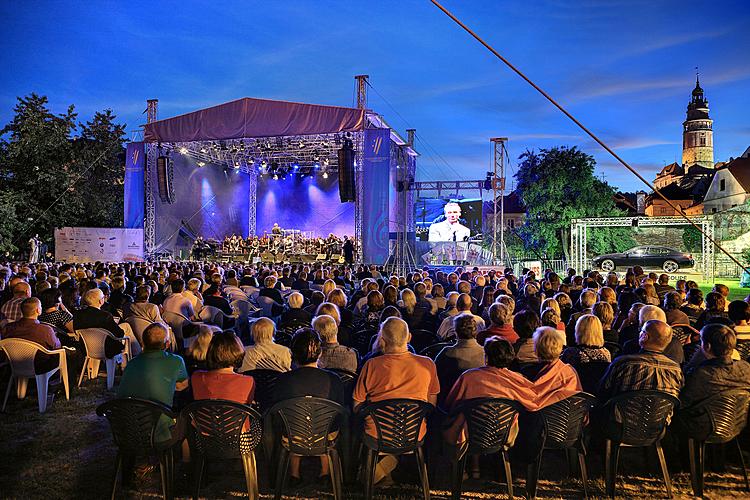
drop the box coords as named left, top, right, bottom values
left=338, top=138, right=356, bottom=202
left=156, top=155, right=174, bottom=203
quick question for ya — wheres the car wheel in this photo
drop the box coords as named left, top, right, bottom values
left=663, top=260, right=679, bottom=273
left=600, top=259, right=615, bottom=272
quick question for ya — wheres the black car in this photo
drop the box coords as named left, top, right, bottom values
left=592, top=245, right=694, bottom=273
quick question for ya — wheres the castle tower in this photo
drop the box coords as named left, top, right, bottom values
left=682, top=74, right=714, bottom=170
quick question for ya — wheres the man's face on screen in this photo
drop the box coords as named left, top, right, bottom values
left=445, top=205, right=461, bottom=224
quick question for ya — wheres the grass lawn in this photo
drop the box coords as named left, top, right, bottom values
left=697, top=279, right=749, bottom=301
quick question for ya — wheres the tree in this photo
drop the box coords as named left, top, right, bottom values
left=683, top=226, right=702, bottom=253
left=0, top=94, right=126, bottom=255
left=514, top=146, right=634, bottom=261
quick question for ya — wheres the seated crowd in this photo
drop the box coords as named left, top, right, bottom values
left=2, top=260, right=750, bottom=494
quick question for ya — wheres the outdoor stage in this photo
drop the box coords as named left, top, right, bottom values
left=124, top=96, right=418, bottom=265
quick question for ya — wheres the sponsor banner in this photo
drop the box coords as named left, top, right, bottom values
left=362, top=128, right=391, bottom=264
left=54, top=227, right=144, bottom=263
left=124, top=142, right=145, bottom=228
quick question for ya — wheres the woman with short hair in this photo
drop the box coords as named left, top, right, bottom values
left=560, top=314, right=611, bottom=365
left=191, top=330, right=255, bottom=403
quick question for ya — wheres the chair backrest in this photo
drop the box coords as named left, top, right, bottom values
left=410, top=329, right=439, bottom=353
left=604, top=390, right=680, bottom=446
left=0, top=338, right=55, bottom=377
left=230, top=299, right=256, bottom=318
left=452, top=397, right=522, bottom=455
left=352, top=329, right=376, bottom=354
left=736, top=340, right=750, bottom=361
left=198, top=305, right=224, bottom=326
left=241, top=369, right=281, bottom=411
left=573, top=361, right=611, bottom=394
left=359, top=398, right=434, bottom=454
left=96, top=398, right=176, bottom=454
left=538, top=392, right=597, bottom=449
left=256, top=296, right=277, bottom=318
left=683, top=342, right=701, bottom=365
left=419, top=342, right=451, bottom=360
left=671, top=325, right=692, bottom=345
left=182, top=400, right=263, bottom=458
left=125, top=317, right=153, bottom=346
left=78, top=328, right=117, bottom=359
left=266, top=396, right=348, bottom=456
left=603, top=341, right=621, bottom=359
left=686, top=388, right=750, bottom=444
left=162, top=311, right=190, bottom=340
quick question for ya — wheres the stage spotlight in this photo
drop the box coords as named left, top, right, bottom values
left=179, top=147, right=188, bottom=154
left=248, top=158, right=255, bottom=165
left=323, top=158, right=330, bottom=166
left=234, top=162, right=241, bottom=170
left=314, top=162, right=320, bottom=169
left=292, top=163, right=300, bottom=171
left=273, top=173, right=279, bottom=180
left=200, top=147, right=207, bottom=154
left=322, top=171, right=329, bottom=179
left=299, top=141, right=306, bottom=149
left=261, top=159, right=267, bottom=167
left=197, top=161, right=206, bottom=167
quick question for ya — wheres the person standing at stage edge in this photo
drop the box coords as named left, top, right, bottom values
left=343, top=236, right=354, bottom=264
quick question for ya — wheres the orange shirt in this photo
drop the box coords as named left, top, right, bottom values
left=354, top=352, right=440, bottom=438
left=443, top=360, right=581, bottom=444
left=191, top=371, right=255, bottom=404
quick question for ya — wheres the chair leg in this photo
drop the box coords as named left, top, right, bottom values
left=655, top=442, right=673, bottom=499
left=242, top=452, right=259, bottom=500
left=737, top=438, right=750, bottom=491
left=35, top=374, right=49, bottom=413
left=274, top=447, right=289, bottom=500
left=192, top=456, right=205, bottom=500
left=526, top=450, right=543, bottom=500
left=501, top=449, right=514, bottom=499
left=688, top=439, right=698, bottom=496
left=105, top=358, right=116, bottom=390
left=451, top=449, right=468, bottom=500
left=364, top=449, right=378, bottom=500
left=78, top=358, right=88, bottom=387
left=16, top=377, right=28, bottom=399
left=327, top=449, right=343, bottom=500
left=159, top=454, right=168, bottom=500
left=416, top=445, right=430, bottom=500
left=2, top=374, right=13, bottom=411
left=605, top=439, right=620, bottom=498
left=577, top=450, right=589, bottom=499
left=89, top=359, right=101, bottom=382
left=111, top=452, right=122, bottom=500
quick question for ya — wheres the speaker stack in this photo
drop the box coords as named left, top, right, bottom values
left=338, top=138, right=356, bottom=202
left=156, top=155, right=175, bottom=204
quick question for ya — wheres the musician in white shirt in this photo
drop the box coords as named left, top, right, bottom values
left=428, top=202, right=471, bottom=242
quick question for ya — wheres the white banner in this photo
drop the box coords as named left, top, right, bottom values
left=54, top=227, right=144, bottom=263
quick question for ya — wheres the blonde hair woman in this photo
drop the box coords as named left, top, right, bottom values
left=560, top=314, right=611, bottom=366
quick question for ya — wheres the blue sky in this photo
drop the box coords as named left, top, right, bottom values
left=1, top=0, right=748, bottom=192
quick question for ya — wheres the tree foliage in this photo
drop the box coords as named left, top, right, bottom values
left=514, top=146, right=634, bottom=259
left=0, top=94, right=126, bottom=255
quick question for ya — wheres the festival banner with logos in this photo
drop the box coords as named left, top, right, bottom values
left=124, top=142, right=145, bottom=228
left=362, top=128, right=391, bottom=264
left=54, top=227, right=144, bottom=263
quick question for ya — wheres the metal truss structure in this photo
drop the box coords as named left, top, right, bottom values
left=247, top=167, right=258, bottom=236
left=571, top=215, right=716, bottom=279
left=144, top=100, right=158, bottom=256
left=387, top=143, right=418, bottom=275
left=410, top=180, right=488, bottom=198
left=354, top=132, right=365, bottom=263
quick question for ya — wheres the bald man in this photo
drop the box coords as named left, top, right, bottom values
left=599, top=319, right=684, bottom=400
left=437, top=293, right=484, bottom=340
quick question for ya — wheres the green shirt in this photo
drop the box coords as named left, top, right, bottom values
left=117, top=350, right=187, bottom=442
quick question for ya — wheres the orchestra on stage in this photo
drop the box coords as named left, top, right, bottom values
left=190, top=225, right=355, bottom=263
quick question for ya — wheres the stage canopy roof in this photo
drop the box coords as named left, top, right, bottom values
left=143, top=97, right=366, bottom=143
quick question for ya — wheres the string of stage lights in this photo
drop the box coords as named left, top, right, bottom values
left=157, top=132, right=353, bottom=180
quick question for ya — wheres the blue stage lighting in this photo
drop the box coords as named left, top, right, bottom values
left=292, top=163, right=300, bottom=171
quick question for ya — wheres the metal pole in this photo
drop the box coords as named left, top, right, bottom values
left=355, top=75, right=369, bottom=110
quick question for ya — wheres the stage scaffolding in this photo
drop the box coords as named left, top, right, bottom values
left=570, top=215, right=716, bottom=280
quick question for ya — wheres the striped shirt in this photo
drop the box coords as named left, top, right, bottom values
left=599, top=349, right=684, bottom=399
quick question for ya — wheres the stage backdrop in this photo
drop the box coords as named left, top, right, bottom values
left=255, top=173, right=354, bottom=238
left=154, top=154, right=249, bottom=256
left=55, top=227, right=144, bottom=262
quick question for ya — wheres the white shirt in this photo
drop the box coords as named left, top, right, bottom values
left=162, top=293, right=195, bottom=319
left=437, top=312, right=485, bottom=340
left=428, top=220, right=471, bottom=242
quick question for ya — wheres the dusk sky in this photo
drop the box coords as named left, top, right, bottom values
left=2, top=0, right=748, bottom=193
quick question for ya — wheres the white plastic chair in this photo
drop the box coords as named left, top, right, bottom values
left=224, top=286, right=249, bottom=302
left=163, top=310, right=191, bottom=344
left=0, top=338, right=70, bottom=413
left=257, top=296, right=278, bottom=318
left=124, top=316, right=153, bottom=347
left=198, top=305, right=227, bottom=327
left=77, top=328, right=130, bottom=390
